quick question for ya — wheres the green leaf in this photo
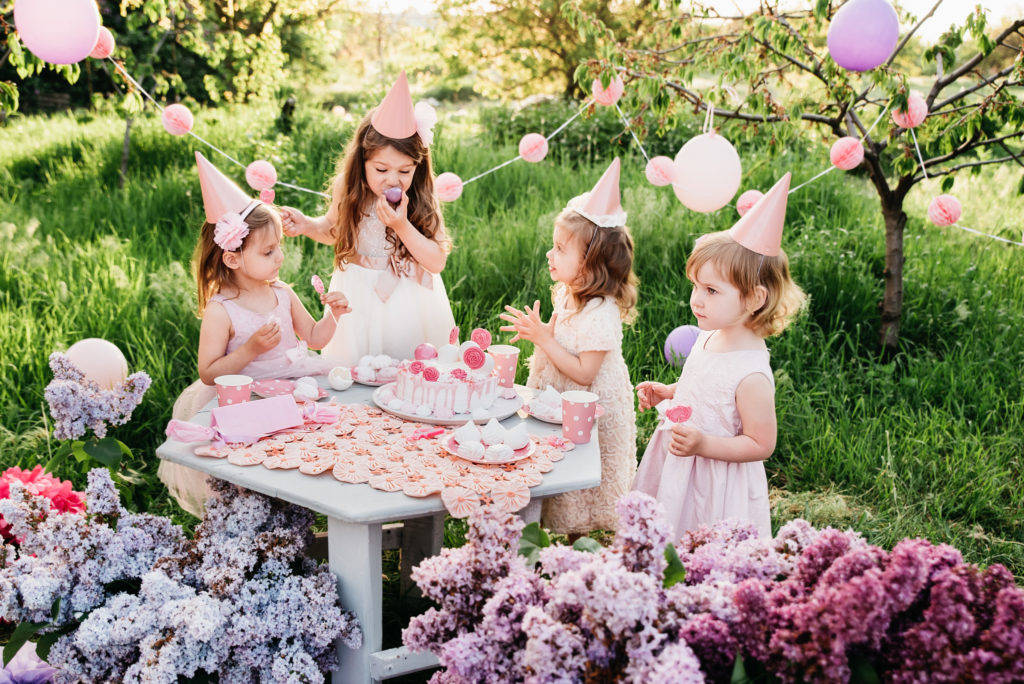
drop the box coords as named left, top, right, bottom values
left=81, top=436, right=125, bottom=469
left=45, top=441, right=74, bottom=472
left=518, top=522, right=551, bottom=567
left=849, top=653, right=882, bottom=684
left=814, top=0, right=830, bottom=20
left=35, top=622, right=76, bottom=661
left=663, top=543, right=686, bottom=588
left=1017, top=173, right=1024, bottom=196
left=572, top=537, right=603, bottom=553
left=941, top=175, right=955, bottom=193
left=3, top=619, right=49, bottom=664
left=731, top=652, right=751, bottom=683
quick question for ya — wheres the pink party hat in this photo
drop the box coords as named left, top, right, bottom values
left=371, top=71, right=417, bottom=139
left=195, top=151, right=257, bottom=224
left=728, top=172, right=791, bottom=256
left=570, top=157, right=627, bottom=227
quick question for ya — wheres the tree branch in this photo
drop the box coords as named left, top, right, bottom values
left=917, top=155, right=1015, bottom=181
left=932, top=63, right=1016, bottom=110
left=886, top=0, right=943, bottom=69
left=928, top=18, right=1024, bottom=102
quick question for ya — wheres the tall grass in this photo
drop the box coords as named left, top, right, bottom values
left=1, top=102, right=1022, bottom=577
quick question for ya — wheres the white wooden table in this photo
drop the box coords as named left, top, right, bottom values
left=155, top=382, right=601, bottom=683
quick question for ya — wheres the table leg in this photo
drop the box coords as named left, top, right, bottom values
left=400, top=512, right=445, bottom=597
left=328, top=517, right=382, bottom=684
left=520, top=498, right=542, bottom=525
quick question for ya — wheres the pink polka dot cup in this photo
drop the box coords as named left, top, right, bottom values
left=214, top=374, right=253, bottom=407
left=488, top=344, right=521, bottom=389
left=561, top=390, right=600, bottom=444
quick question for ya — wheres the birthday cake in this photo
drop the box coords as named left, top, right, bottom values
left=377, top=328, right=499, bottom=419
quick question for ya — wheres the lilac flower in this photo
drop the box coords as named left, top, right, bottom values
left=44, top=352, right=151, bottom=441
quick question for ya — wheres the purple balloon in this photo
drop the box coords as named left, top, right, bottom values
left=827, top=0, right=899, bottom=72
left=664, top=325, right=700, bottom=367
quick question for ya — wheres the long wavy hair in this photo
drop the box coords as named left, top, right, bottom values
left=193, top=204, right=281, bottom=316
left=556, top=208, right=639, bottom=324
left=327, top=114, right=448, bottom=269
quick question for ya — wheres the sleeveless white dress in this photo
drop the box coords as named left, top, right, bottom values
left=633, top=330, right=774, bottom=539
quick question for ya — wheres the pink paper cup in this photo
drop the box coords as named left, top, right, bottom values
left=489, top=344, right=521, bottom=389
left=214, top=374, right=253, bottom=407
left=561, top=390, right=600, bottom=444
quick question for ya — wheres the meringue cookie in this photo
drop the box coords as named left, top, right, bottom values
left=480, top=418, right=506, bottom=446
left=504, top=423, right=530, bottom=450
left=537, top=385, right=562, bottom=407
left=387, top=398, right=405, bottom=411
left=480, top=353, right=496, bottom=375
left=437, top=343, right=460, bottom=363
left=353, top=365, right=375, bottom=382
left=415, top=404, right=432, bottom=417
left=374, top=354, right=394, bottom=369
left=453, top=420, right=482, bottom=444
left=293, top=383, right=319, bottom=401
left=485, top=444, right=514, bottom=462
left=328, top=367, right=353, bottom=391
left=295, top=376, right=318, bottom=388
left=377, top=366, right=399, bottom=382
left=358, top=355, right=375, bottom=369
left=458, top=440, right=485, bottom=461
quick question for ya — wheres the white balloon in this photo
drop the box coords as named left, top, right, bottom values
left=672, top=133, right=742, bottom=213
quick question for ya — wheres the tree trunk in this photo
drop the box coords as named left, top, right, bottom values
left=119, top=115, right=133, bottom=189
left=880, top=201, right=907, bottom=353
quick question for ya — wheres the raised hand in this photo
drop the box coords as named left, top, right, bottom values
left=322, top=291, right=352, bottom=319
left=280, top=206, right=309, bottom=238
left=636, top=381, right=673, bottom=412
left=374, top=191, right=409, bottom=230
left=245, top=320, right=281, bottom=355
left=499, top=300, right=556, bottom=345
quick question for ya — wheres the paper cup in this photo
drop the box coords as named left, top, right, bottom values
left=214, top=374, right=253, bottom=407
left=489, top=344, right=521, bottom=389
left=561, top=390, right=600, bottom=444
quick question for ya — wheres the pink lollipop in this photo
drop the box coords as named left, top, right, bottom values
left=311, top=274, right=325, bottom=295
left=666, top=405, right=693, bottom=423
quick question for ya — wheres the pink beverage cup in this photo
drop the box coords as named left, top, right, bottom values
left=561, top=390, right=600, bottom=444
left=488, top=344, right=521, bottom=389
left=214, top=374, right=253, bottom=407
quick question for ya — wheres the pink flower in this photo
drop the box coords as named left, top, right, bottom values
left=451, top=368, right=467, bottom=381
left=423, top=366, right=440, bottom=382
left=409, top=361, right=425, bottom=375
left=0, top=465, right=84, bottom=542
left=666, top=405, right=693, bottom=423
left=463, top=346, right=486, bottom=370
left=214, top=212, right=250, bottom=251
left=470, top=328, right=492, bottom=350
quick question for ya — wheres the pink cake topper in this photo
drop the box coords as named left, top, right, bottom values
left=449, top=326, right=460, bottom=345
left=665, top=405, right=693, bottom=423
left=414, top=343, right=438, bottom=360
left=470, top=328, right=492, bottom=350
left=462, top=345, right=486, bottom=370
left=408, top=361, right=425, bottom=375
left=311, top=274, right=325, bottom=295
left=423, top=366, right=440, bottom=382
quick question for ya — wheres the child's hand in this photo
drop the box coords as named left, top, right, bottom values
left=280, top=206, right=308, bottom=237
left=636, top=381, right=673, bottom=412
left=246, top=320, right=281, bottom=355
left=374, top=192, right=409, bottom=230
left=322, top=291, right=352, bottom=319
left=498, top=301, right=556, bottom=345
left=668, top=423, right=704, bottom=457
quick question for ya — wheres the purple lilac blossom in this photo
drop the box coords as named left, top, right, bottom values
left=44, top=352, right=151, bottom=441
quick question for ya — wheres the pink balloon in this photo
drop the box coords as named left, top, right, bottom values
left=89, top=27, right=115, bottom=59
left=592, top=76, right=625, bottom=107
left=435, top=172, right=464, bottom=202
left=65, top=338, right=128, bottom=390
left=830, top=136, right=865, bottom=170
left=928, top=195, right=961, bottom=227
left=736, top=190, right=764, bottom=217
left=518, top=133, right=548, bottom=163
left=162, top=104, right=194, bottom=136
left=245, top=160, right=277, bottom=191
left=827, top=0, right=899, bottom=72
left=14, top=0, right=100, bottom=65
left=892, top=92, right=928, bottom=129
left=672, top=132, right=742, bottom=213
left=645, top=156, right=676, bottom=186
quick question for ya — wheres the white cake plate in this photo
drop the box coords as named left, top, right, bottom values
left=372, top=383, right=524, bottom=426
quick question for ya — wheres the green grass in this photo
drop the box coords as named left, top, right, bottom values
left=1, top=101, right=1022, bottom=588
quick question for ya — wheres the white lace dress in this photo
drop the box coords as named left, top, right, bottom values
left=633, top=330, right=774, bottom=539
left=322, top=212, right=456, bottom=367
left=527, top=285, right=636, bottom=534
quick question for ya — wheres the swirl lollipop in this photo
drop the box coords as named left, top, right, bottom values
left=312, top=274, right=336, bottom=323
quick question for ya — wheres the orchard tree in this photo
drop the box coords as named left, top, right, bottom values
left=571, top=0, right=1024, bottom=351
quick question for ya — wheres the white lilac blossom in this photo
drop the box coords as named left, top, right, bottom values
left=404, top=491, right=1024, bottom=683
left=44, top=352, right=151, bottom=441
left=0, top=470, right=361, bottom=683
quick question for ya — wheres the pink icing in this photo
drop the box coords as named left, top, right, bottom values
left=409, top=361, right=425, bottom=375
left=463, top=346, right=486, bottom=370
left=423, top=366, right=440, bottom=382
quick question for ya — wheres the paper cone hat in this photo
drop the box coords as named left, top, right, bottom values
left=728, top=172, right=790, bottom=256
left=371, top=71, right=417, bottom=139
left=569, top=157, right=627, bottom=227
left=196, top=151, right=257, bottom=224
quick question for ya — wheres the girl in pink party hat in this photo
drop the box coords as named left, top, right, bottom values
left=280, top=72, right=456, bottom=366
left=161, top=152, right=350, bottom=516
left=500, top=158, right=639, bottom=539
left=633, top=173, right=806, bottom=540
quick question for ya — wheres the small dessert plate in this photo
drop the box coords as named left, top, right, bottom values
left=522, top=402, right=605, bottom=425
left=441, top=434, right=535, bottom=465
left=252, top=378, right=327, bottom=400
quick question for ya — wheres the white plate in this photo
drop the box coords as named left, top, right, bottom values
left=251, top=378, right=327, bottom=400
left=352, top=377, right=390, bottom=387
left=522, top=402, right=605, bottom=425
left=372, top=384, right=524, bottom=426
left=441, top=434, right=534, bottom=464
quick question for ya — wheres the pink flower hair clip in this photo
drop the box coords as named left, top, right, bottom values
left=214, top=212, right=249, bottom=251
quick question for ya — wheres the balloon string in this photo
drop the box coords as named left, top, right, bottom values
left=910, top=128, right=928, bottom=179
left=946, top=223, right=1023, bottom=247
left=462, top=156, right=524, bottom=186
left=789, top=166, right=835, bottom=194
left=614, top=102, right=650, bottom=163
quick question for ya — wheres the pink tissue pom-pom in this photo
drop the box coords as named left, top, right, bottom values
left=592, top=75, right=625, bottom=106
left=892, top=92, right=928, bottom=129
left=414, top=343, right=437, bottom=360
left=259, top=189, right=275, bottom=203
left=470, top=328, right=492, bottom=350
left=645, top=156, right=676, bottom=186
left=928, top=195, right=962, bottom=227
left=666, top=405, right=693, bottom=423
left=736, top=190, right=764, bottom=217
left=311, top=275, right=325, bottom=295
left=830, top=136, right=865, bottom=171
left=436, top=172, right=464, bottom=202
left=245, top=160, right=277, bottom=191
left=519, top=133, right=549, bottom=163
left=422, top=366, right=440, bottom=382
left=462, top=345, right=486, bottom=370
left=90, top=27, right=115, bottom=59
left=162, top=104, right=193, bottom=136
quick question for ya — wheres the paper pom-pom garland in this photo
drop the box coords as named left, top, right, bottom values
left=519, top=133, right=549, bottom=163
left=592, top=76, right=625, bottom=106
left=736, top=189, right=764, bottom=216
left=672, top=132, right=742, bottom=213
left=245, top=160, right=277, bottom=192
left=645, top=156, right=676, bottom=187
left=435, top=172, right=464, bottom=202
left=826, top=0, right=899, bottom=72
left=89, top=27, right=115, bottom=59
left=830, top=137, right=865, bottom=170
left=928, top=195, right=962, bottom=227
left=891, top=92, right=928, bottom=129
left=13, top=0, right=100, bottom=65
left=162, top=104, right=194, bottom=136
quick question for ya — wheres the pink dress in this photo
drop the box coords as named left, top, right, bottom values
left=632, top=330, right=773, bottom=539
left=527, top=285, right=636, bottom=534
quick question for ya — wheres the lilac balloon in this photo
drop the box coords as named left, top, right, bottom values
left=664, top=325, right=701, bottom=367
left=827, top=0, right=899, bottom=72
left=14, top=0, right=100, bottom=65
